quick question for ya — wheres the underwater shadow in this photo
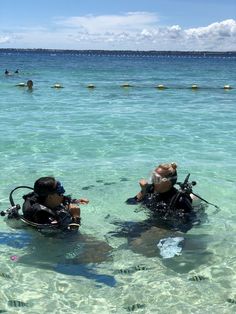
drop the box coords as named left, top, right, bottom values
left=0, top=230, right=116, bottom=287
left=109, top=219, right=213, bottom=274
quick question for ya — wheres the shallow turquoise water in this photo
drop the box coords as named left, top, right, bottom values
left=0, top=51, right=236, bottom=313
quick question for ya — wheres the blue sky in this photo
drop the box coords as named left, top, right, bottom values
left=0, top=0, right=235, bottom=50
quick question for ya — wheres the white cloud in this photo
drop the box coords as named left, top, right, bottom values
left=66, top=19, right=236, bottom=50
left=0, top=35, right=10, bottom=44
left=186, top=19, right=236, bottom=38
left=55, top=12, right=159, bottom=33
left=58, top=15, right=236, bottom=50
left=185, top=19, right=236, bottom=50
left=0, top=13, right=235, bottom=51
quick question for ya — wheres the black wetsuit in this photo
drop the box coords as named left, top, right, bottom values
left=22, top=192, right=72, bottom=228
left=141, top=185, right=197, bottom=232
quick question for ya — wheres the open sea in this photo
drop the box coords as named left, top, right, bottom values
left=0, top=49, right=236, bottom=313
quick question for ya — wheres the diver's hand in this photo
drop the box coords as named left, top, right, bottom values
left=136, top=179, right=149, bottom=201
left=139, top=179, right=148, bottom=188
left=69, top=204, right=80, bottom=212
left=68, top=204, right=81, bottom=229
left=70, top=198, right=89, bottom=205
left=78, top=198, right=89, bottom=205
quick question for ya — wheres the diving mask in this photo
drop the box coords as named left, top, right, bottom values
left=55, top=181, right=65, bottom=195
left=151, top=172, right=177, bottom=184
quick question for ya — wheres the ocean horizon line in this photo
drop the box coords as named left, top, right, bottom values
left=1, top=48, right=236, bottom=57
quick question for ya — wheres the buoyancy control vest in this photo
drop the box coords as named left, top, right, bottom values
left=22, top=192, right=73, bottom=228
left=142, top=185, right=196, bottom=230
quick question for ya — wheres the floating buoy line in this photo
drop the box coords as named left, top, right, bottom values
left=116, top=84, right=233, bottom=90
left=14, top=82, right=234, bottom=90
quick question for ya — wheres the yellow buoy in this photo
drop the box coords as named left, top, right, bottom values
left=223, top=85, right=232, bottom=90
left=16, top=82, right=26, bottom=87
left=156, top=84, right=166, bottom=89
left=87, top=84, right=95, bottom=89
left=121, top=83, right=132, bottom=88
left=52, top=83, right=63, bottom=88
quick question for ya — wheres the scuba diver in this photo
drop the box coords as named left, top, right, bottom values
left=126, top=162, right=219, bottom=232
left=1, top=177, right=89, bottom=232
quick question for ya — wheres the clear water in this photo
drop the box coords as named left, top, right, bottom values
left=0, top=50, right=236, bottom=313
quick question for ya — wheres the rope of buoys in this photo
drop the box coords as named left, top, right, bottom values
left=15, top=82, right=233, bottom=90
left=154, top=84, right=233, bottom=90
left=51, top=84, right=233, bottom=90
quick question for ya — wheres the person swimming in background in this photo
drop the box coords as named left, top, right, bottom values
left=22, top=176, right=89, bottom=231
left=26, top=79, right=33, bottom=89
left=126, top=162, right=201, bottom=232
left=5, top=69, right=20, bottom=75
left=4, top=69, right=16, bottom=76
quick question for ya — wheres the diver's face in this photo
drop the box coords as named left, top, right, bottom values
left=153, top=167, right=172, bottom=193
left=46, top=193, right=64, bottom=208
left=45, top=181, right=65, bottom=208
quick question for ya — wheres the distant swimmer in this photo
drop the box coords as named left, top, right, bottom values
left=5, top=69, right=19, bottom=76
left=27, top=80, right=33, bottom=89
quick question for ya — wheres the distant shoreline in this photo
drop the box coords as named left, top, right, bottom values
left=0, top=48, right=236, bottom=57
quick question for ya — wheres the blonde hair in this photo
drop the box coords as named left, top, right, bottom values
left=157, top=162, right=177, bottom=173
left=156, top=162, right=177, bottom=177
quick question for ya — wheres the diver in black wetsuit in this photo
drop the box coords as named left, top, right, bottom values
left=22, top=177, right=89, bottom=231
left=126, top=162, right=199, bottom=232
